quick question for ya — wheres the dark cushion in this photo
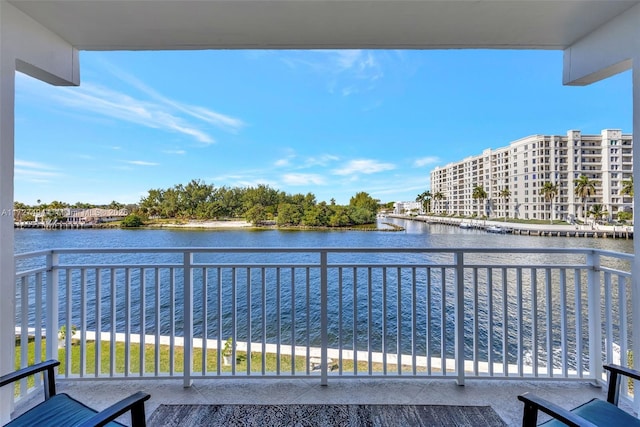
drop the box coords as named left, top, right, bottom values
left=541, top=398, right=640, bottom=426
left=5, top=393, right=124, bottom=427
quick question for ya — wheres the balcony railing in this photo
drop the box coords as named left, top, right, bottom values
left=13, top=247, right=634, bottom=400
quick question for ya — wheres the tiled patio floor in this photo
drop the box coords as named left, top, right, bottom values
left=12, top=376, right=635, bottom=426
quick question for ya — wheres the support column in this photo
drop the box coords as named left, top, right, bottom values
left=0, top=2, right=79, bottom=420
left=0, top=4, right=16, bottom=421
left=632, top=59, right=640, bottom=413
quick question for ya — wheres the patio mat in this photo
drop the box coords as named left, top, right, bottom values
left=147, top=404, right=507, bottom=426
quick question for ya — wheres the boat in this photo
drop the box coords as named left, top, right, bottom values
left=459, top=221, right=473, bottom=229
left=486, top=225, right=505, bottom=233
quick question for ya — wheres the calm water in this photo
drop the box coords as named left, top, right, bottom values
left=14, top=217, right=635, bottom=253
left=15, top=218, right=633, bottom=368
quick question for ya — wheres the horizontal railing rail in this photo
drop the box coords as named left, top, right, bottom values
left=13, top=247, right=633, bottom=397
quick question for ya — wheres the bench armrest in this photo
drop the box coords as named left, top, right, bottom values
left=604, top=364, right=640, bottom=405
left=518, top=393, right=598, bottom=427
left=0, top=359, right=59, bottom=399
left=77, top=391, right=151, bottom=427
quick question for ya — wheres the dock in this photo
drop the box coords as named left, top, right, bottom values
left=389, top=215, right=633, bottom=239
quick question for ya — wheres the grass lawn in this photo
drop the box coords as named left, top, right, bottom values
left=15, top=338, right=426, bottom=388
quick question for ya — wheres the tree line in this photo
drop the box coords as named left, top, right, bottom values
left=16, top=180, right=385, bottom=227
left=137, top=180, right=381, bottom=227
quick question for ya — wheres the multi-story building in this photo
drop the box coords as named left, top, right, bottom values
left=393, top=201, right=423, bottom=215
left=430, top=129, right=633, bottom=222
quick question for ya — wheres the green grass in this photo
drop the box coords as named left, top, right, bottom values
left=15, top=339, right=425, bottom=382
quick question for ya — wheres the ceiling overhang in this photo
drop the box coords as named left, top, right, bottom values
left=8, top=1, right=640, bottom=51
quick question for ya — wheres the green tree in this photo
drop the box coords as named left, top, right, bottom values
left=499, top=188, right=511, bottom=218
left=182, top=179, right=215, bottom=219
left=243, top=185, right=279, bottom=217
left=621, top=176, right=634, bottom=197
left=139, top=188, right=164, bottom=217
left=108, top=200, right=124, bottom=211
left=244, top=204, right=267, bottom=225
left=121, top=214, right=143, bottom=228
left=541, top=182, right=559, bottom=224
left=433, top=192, right=445, bottom=214
left=416, top=191, right=432, bottom=213
left=349, top=192, right=379, bottom=218
left=574, top=175, right=597, bottom=222
left=472, top=186, right=487, bottom=218
left=301, top=205, right=322, bottom=226
left=348, top=206, right=376, bottom=224
left=328, top=206, right=350, bottom=227
left=589, top=204, right=607, bottom=224
left=620, top=176, right=634, bottom=224
left=276, top=203, right=303, bottom=226
left=617, top=211, right=632, bottom=224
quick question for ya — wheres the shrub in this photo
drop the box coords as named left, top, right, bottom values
left=121, top=214, right=143, bottom=228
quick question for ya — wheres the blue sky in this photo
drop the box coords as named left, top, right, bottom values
left=14, top=49, right=632, bottom=206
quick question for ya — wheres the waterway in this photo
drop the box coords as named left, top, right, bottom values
left=14, top=217, right=634, bottom=254
left=14, top=218, right=634, bottom=369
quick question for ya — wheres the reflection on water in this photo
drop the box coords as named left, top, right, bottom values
left=15, top=219, right=633, bottom=372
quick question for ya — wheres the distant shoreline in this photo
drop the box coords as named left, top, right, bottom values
left=147, top=220, right=253, bottom=229
left=16, top=219, right=405, bottom=232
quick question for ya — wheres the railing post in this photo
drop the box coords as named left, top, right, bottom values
left=183, top=252, right=193, bottom=388
left=45, top=252, right=59, bottom=361
left=587, top=251, right=603, bottom=386
left=455, top=251, right=465, bottom=386
left=320, top=250, right=328, bottom=386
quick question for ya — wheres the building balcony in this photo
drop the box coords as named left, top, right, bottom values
left=10, top=247, right=637, bottom=424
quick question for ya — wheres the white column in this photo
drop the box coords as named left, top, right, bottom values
left=632, top=59, right=640, bottom=412
left=0, top=4, right=16, bottom=421
left=0, top=3, right=79, bottom=419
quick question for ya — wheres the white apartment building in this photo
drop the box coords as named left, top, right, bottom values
left=393, top=201, right=423, bottom=215
left=430, top=129, right=633, bottom=222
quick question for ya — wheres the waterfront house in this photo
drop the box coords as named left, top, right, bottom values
left=1, top=1, right=640, bottom=424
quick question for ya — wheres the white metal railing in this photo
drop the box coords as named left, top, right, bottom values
left=13, top=247, right=634, bottom=394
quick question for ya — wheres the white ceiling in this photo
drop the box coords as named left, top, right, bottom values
left=9, top=0, right=640, bottom=51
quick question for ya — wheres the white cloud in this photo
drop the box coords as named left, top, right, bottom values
left=124, top=160, right=159, bottom=166
left=101, top=61, right=246, bottom=133
left=282, top=173, right=326, bottom=186
left=333, top=159, right=396, bottom=176
left=17, top=68, right=245, bottom=145
left=280, top=50, right=383, bottom=96
left=302, top=154, right=340, bottom=168
left=14, top=160, right=61, bottom=182
left=275, top=158, right=290, bottom=167
left=15, top=160, right=57, bottom=170
left=414, top=156, right=440, bottom=167
left=164, top=149, right=186, bottom=155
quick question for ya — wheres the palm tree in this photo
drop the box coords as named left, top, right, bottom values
left=574, top=175, right=597, bottom=223
left=415, top=191, right=432, bottom=214
left=621, top=176, right=634, bottom=197
left=472, top=185, right=487, bottom=218
left=541, top=182, right=559, bottom=224
left=589, top=204, right=606, bottom=224
left=433, top=192, right=444, bottom=214
left=620, top=176, right=634, bottom=223
left=499, top=188, right=511, bottom=219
